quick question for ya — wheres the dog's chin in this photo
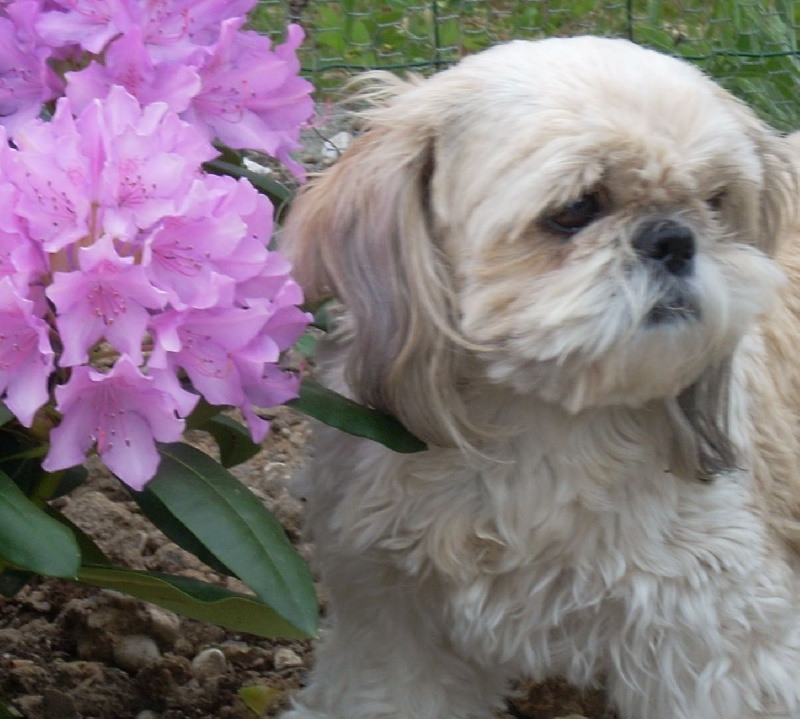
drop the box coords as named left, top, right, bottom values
left=494, top=323, right=710, bottom=413
left=480, top=284, right=733, bottom=413
left=645, top=286, right=700, bottom=325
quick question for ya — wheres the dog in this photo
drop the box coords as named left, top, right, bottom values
left=279, top=36, right=800, bottom=719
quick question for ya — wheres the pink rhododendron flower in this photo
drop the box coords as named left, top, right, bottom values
left=142, top=175, right=264, bottom=309
left=0, top=184, right=47, bottom=290
left=0, top=277, right=54, bottom=426
left=140, top=0, right=257, bottom=52
left=65, top=28, right=201, bottom=114
left=35, top=0, right=139, bottom=53
left=46, top=235, right=167, bottom=365
left=11, top=99, right=94, bottom=251
left=0, top=1, right=62, bottom=135
left=149, top=305, right=278, bottom=407
left=43, top=355, right=192, bottom=491
left=0, top=3, right=312, bottom=489
left=185, top=20, right=314, bottom=176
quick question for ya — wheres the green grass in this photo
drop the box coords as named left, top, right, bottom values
left=250, top=0, right=800, bottom=129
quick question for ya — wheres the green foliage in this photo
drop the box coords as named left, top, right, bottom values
left=289, top=379, right=427, bottom=454
left=0, top=399, right=319, bottom=641
left=632, top=0, right=800, bottom=130
left=251, top=0, right=800, bottom=128
left=0, top=470, right=80, bottom=578
left=78, top=566, right=310, bottom=639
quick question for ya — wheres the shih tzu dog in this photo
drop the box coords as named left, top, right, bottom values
left=279, top=36, right=800, bottom=719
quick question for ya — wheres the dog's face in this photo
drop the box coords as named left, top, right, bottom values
left=283, top=37, right=796, bottom=463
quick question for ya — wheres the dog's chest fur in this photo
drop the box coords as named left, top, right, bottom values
left=304, top=396, right=785, bottom=688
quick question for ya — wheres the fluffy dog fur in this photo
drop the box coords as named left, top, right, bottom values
left=279, top=37, right=800, bottom=719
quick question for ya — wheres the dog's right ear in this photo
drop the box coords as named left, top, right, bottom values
left=280, top=80, right=475, bottom=448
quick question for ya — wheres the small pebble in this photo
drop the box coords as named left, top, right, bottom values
left=113, top=634, right=161, bottom=672
left=146, top=606, right=181, bottom=647
left=191, top=647, right=228, bottom=680
left=273, top=647, right=303, bottom=670
left=321, top=131, right=353, bottom=160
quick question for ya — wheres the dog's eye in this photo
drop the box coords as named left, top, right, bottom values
left=706, top=191, right=726, bottom=212
left=544, top=193, right=602, bottom=236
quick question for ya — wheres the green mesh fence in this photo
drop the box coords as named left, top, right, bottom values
left=250, top=1, right=800, bottom=130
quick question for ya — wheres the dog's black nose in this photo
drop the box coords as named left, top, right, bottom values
left=633, top=220, right=695, bottom=276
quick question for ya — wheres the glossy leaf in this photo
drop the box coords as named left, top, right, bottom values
left=0, top=469, right=80, bottom=578
left=203, top=415, right=261, bottom=468
left=128, top=484, right=233, bottom=576
left=77, top=565, right=310, bottom=639
left=44, top=506, right=110, bottom=566
left=149, top=443, right=318, bottom=637
left=289, top=379, right=427, bottom=454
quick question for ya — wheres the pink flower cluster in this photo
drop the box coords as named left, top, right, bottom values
left=0, top=1, right=314, bottom=489
left=0, top=0, right=313, bottom=175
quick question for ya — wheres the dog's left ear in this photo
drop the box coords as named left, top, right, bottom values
left=280, top=77, right=481, bottom=448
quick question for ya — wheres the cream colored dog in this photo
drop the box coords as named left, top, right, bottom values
left=280, top=36, right=800, bottom=719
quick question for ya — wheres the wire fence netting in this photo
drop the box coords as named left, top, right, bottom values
left=253, top=1, right=800, bottom=129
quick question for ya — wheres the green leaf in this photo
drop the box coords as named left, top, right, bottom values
left=311, top=301, right=333, bottom=332
left=148, top=443, right=318, bottom=637
left=185, top=396, right=224, bottom=429
left=351, top=19, right=372, bottom=46
left=238, top=684, right=282, bottom=715
left=0, top=469, right=80, bottom=578
left=0, top=694, right=21, bottom=718
left=77, top=565, right=310, bottom=639
left=43, top=506, right=110, bottom=567
left=293, top=332, right=318, bottom=358
left=202, top=415, right=261, bottom=468
left=49, top=465, right=89, bottom=500
left=288, top=379, right=427, bottom=454
left=128, top=485, right=233, bottom=576
left=0, top=402, right=13, bottom=428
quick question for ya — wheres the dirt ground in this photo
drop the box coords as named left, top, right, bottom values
left=0, top=406, right=613, bottom=719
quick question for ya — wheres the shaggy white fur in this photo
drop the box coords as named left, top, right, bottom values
left=279, top=37, right=800, bottom=719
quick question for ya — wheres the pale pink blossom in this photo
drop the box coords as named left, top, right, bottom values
left=46, top=235, right=167, bottom=366
left=35, top=0, right=139, bottom=53
left=0, top=276, right=54, bottom=426
left=0, top=1, right=62, bottom=136
left=43, top=355, right=191, bottom=490
left=65, top=28, right=201, bottom=114
left=184, top=20, right=314, bottom=175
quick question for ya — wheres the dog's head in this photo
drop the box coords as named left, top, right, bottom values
left=282, top=37, right=796, bottom=476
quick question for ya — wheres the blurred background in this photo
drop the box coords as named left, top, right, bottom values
left=250, top=0, right=800, bottom=131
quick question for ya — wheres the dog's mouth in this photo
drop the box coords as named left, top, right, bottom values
left=646, top=288, right=699, bottom=324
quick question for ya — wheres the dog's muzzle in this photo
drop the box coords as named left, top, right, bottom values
left=633, top=219, right=695, bottom=277
left=634, top=219, right=699, bottom=323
